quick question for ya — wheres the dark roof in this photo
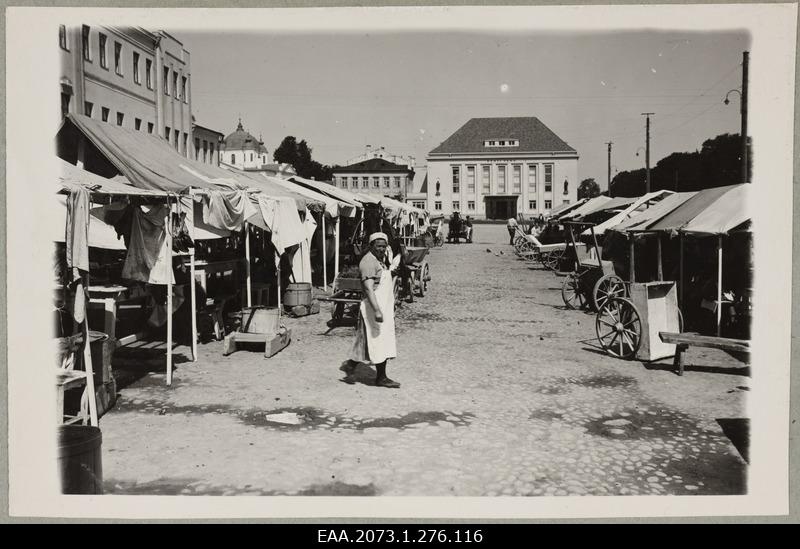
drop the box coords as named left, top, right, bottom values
left=192, top=124, right=224, bottom=139
left=332, top=157, right=413, bottom=174
left=222, top=120, right=267, bottom=153
left=429, top=117, right=576, bottom=155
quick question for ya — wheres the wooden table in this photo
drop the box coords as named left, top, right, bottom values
left=88, top=285, right=128, bottom=339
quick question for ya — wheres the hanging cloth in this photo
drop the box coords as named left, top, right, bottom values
left=121, top=204, right=175, bottom=285
left=65, top=187, right=91, bottom=323
left=202, top=189, right=258, bottom=232
left=291, top=207, right=316, bottom=283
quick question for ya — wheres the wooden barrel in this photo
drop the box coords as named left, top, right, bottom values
left=57, top=425, right=103, bottom=494
left=284, top=283, right=312, bottom=307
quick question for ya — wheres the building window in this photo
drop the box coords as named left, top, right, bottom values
left=529, top=200, right=537, bottom=210
left=209, top=143, right=215, bottom=162
left=466, top=166, right=475, bottom=192
left=250, top=153, right=253, bottom=162
left=362, top=177, right=368, bottom=189
left=101, top=107, right=109, bottom=122
left=528, top=164, right=537, bottom=191
left=164, top=67, right=170, bottom=95
left=497, top=165, right=506, bottom=193
left=59, top=25, right=68, bottom=50
left=394, top=176, right=400, bottom=188
left=544, top=164, right=553, bottom=192
left=194, top=138, right=200, bottom=160
left=481, top=165, right=490, bottom=193
left=202, top=141, right=208, bottom=163
left=60, top=92, right=71, bottom=119
left=114, top=42, right=122, bottom=76
left=484, top=139, right=519, bottom=147
left=231, top=154, right=236, bottom=164
left=452, top=166, right=460, bottom=193
left=468, top=201, right=475, bottom=211
left=434, top=201, right=442, bottom=211
left=563, top=179, right=569, bottom=194
left=340, top=177, right=347, bottom=189
left=84, top=101, right=93, bottom=117
left=81, top=25, right=91, bottom=61
left=383, top=177, right=390, bottom=188
left=135, top=118, right=142, bottom=131
left=116, top=112, right=124, bottom=126
left=373, top=177, right=380, bottom=189
left=173, top=72, right=179, bottom=99
left=563, top=199, right=570, bottom=205
left=512, top=165, right=521, bottom=193
left=145, top=59, right=153, bottom=89
left=183, top=133, right=188, bottom=156
left=133, top=52, right=140, bottom=84
left=98, top=33, right=108, bottom=68
left=147, top=122, right=154, bottom=134
left=174, top=129, right=179, bottom=151
left=453, top=201, right=460, bottom=211
left=182, top=76, right=188, bottom=103
left=545, top=200, right=552, bottom=210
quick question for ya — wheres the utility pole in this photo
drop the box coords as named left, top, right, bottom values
left=606, top=141, right=613, bottom=197
left=741, top=51, right=749, bottom=183
left=641, top=113, right=654, bottom=194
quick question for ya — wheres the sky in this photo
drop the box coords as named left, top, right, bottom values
left=179, top=29, right=749, bottom=190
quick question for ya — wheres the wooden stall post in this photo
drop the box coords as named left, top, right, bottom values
left=81, top=279, right=98, bottom=425
left=679, top=233, right=684, bottom=308
left=245, top=221, right=252, bottom=307
left=590, top=225, right=603, bottom=275
left=165, top=207, right=173, bottom=386
left=656, top=234, right=664, bottom=281
left=188, top=190, right=197, bottom=362
left=276, top=250, right=282, bottom=316
left=629, top=236, right=636, bottom=283
left=322, top=213, right=328, bottom=292
left=334, top=215, right=340, bottom=284
left=717, top=235, right=723, bottom=337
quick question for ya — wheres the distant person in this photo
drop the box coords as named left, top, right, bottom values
left=506, top=217, right=519, bottom=245
left=448, top=212, right=462, bottom=244
left=464, top=216, right=473, bottom=243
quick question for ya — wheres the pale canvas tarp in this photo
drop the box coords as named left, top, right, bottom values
left=647, top=184, right=750, bottom=235
left=265, top=173, right=356, bottom=218
left=556, top=195, right=612, bottom=221
left=581, top=190, right=674, bottom=236
left=610, top=192, right=698, bottom=233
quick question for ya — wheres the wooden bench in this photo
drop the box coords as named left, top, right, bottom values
left=659, top=332, right=751, bottom=376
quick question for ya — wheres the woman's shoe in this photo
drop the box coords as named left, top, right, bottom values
left=375, top=377, right=400, bottom=389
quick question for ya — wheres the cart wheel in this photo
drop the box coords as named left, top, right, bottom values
left=406, top=276, right=414, bottom=303
left=596, top=297, right=642, bottom=360
left=592, top=274, right=627, bottom=312
left=561, top=273, right=586, bottom=310
left=678, top=307, right=684, bottom=332
left=331, top=302, right=344, bottom=321
left=421, top=263, right=429, bottom=295
left=393, top=277, right=402, bottom=308
left=545, top=249, right=564, bottom=271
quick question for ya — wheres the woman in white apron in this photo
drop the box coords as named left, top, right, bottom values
left=340, top=232, right=400, bottom=388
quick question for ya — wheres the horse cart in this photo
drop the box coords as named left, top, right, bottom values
left=402, top=246, right=431, bottom=302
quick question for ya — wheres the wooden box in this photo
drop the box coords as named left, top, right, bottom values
left=629, top=281, right=680, bottom=362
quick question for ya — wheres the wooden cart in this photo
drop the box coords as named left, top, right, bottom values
left=403, top=246, right=430, bottom=303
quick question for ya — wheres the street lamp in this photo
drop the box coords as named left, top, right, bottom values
left=724, top=86, right=748, bottom=183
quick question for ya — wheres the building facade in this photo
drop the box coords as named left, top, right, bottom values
left=331, top=158, right=415, bottom=199
left=426, top=117, right=579, bottom=219
left=345, top=145, right=415, bottom=169
left=59, top=25, right=194, bottom=157
left=219, top=120, right=269, bottom=170
left=192, top=123, right=223, bottom=166
left=406, top=166, right=428, bottom=209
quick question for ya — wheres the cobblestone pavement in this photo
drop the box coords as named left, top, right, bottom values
left=102, top=224, right=749, bottom=497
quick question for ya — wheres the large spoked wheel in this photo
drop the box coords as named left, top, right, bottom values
left=406, top=275, right=415, bottom=303
left=592, top=274, right=627, bottom=312
left=544, top=248, right=565, bottom=271
left=419, top=264, right=428, bottom=297
left=561, top=273, right=586, bottom=310
left=517, top=240, right=536, bottom=257
left=596, top=297, right=642, bottom=360
left=393, top=277, right=402, bottom=309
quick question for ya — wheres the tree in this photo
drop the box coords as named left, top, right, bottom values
left=273, top=135, right=337, bottom=180
left=577, top=178, right=601, bottom=199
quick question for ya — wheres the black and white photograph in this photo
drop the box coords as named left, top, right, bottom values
left=4, top=4, right=796, bottom=519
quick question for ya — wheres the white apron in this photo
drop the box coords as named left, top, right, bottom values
left=349, top=267, right=397, bottom=364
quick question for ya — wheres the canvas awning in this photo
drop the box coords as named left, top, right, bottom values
left=647, top=184, right=751, bottom=236
left=265, top=173, right=357, bottom=218
left=557, top=196, right=613, bottom=221
left=609, top=191, right=698, bottom=234
left=289, top=176, right=379, bottom=206
left=57, top=157, right=166, bottom=197
left=581, top=190, right=674, bottom=236
left=550, top=198, right=587, bottom=218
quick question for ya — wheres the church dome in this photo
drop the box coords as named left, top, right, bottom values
left=222, top=119, right=268, bottom=154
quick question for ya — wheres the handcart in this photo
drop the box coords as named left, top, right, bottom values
left=403, top=246, right=431, bottom=303
left=322, top=274, right=364, bottom=324
left=560, top=221, right=616, bottom=311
